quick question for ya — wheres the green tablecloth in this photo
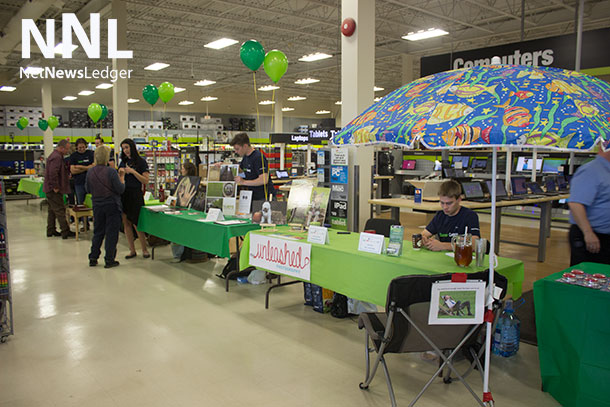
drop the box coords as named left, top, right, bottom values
left=534, top=262, right=610, bottom=407
left=239, top=227, right=524, bottom=306
left=137, top=208, right=260, bottom=258
left=17, top=178, right=45, bottom=197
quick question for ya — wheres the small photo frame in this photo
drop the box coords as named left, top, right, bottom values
left=428, top=281, right=485, bottom=325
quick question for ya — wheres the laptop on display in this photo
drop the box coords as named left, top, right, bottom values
left=557, top=174, right=569, bottom=192
left=510, top=176, right=528, bottom=198
left=525, top=182, right=547, bottom=198
left=471, top=158, right=488, bottom=171
left=544, top=177, right=560, bottom=195
left=485, top=179, right=518, bottom=201
left=461, top=181, right=487, bottom=202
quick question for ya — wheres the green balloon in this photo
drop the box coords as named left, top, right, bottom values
left=88, top=103, right=102, bottom=123
left=263, top=50, right=288, bottom=83
left=142, top=84, right=159, bottom=106
left=18, top=117, right=29, bottom=130
left=99, top=104, right=109, bottom=121
left=240, top=40, right=265, bottom=71
left=38, top=119, right=48, bottom=131
left=48, top=116, right=59, bottom=130
left=158, top=82, right=175, bottom=103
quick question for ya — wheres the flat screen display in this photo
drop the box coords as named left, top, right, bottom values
left=542, top=159, right=565, bottom=173
left=516, top=157, right=542, bottom=172
left=471, top=158, right=488, bottom=169
left=485, top=179, right=508, bottom=197
left=511, top=176, right=528, bottom=195
left=452, top=156, right=470, bottom=169
left=461, top=181, right=484, bottom=199
left=401, top=160, right=416, bottom=170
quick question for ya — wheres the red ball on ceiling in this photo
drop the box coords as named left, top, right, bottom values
left=341, top=18, right=356, bottom=36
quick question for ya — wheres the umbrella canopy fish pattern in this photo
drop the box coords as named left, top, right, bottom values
left=333, top=65, right=610, bottom=151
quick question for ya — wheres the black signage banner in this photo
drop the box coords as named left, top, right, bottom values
left=421, top=27, right=610, bottom=77
left=330, top=200, right=348, bottom=218
left=270, top=129, right=338, bottom=145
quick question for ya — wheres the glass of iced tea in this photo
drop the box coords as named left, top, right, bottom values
left=451, top=234, right=473, bottom=267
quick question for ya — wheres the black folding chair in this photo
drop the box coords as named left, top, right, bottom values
left=357, top=271, right=507, bottom=407
left=364, top=218, right=401, bottom=237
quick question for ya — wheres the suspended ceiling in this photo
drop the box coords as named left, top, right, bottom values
left=1, top=0, right=609, bottom=116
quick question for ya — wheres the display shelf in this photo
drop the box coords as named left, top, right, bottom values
left=0, top=181, right=13, bottom=343
left=145, top=150, right=181, bottom=199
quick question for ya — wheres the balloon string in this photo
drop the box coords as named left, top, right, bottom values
left=252, top=71, right=267, bottom=201
left=270, top=89, right=275, bottom=132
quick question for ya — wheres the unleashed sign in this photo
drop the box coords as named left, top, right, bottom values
left=249, top=234, right=311, bottom=281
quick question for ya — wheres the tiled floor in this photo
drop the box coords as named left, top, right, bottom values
left=0, top=200, right=559, bottom=406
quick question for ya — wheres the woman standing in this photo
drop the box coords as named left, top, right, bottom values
left=118, top=138, right=151, bottom=259
left=86, top=147, right=125, bottom=268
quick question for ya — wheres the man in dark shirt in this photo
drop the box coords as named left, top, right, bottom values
left=69, top=138, right=95, bottom=205
left=43, top=139, right=75, bottom=239
left=230, top=133, right=274, bottom=201
left=422, top=179, right=480, bottom=251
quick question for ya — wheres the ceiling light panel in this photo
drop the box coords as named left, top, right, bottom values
left=78, top=90, right=95, bottom=96
left=0, top=86, right=16, bottom=92
left=194, top=80, right=216, bottom=86
left=178, top=100, right=194, bottom=105
left=287, top=96, right=306, bottom=101
left=144, top=62, right=170, bottom=71
left=298, top=53, right=332, bottom=62
left=204, top=38, right=239, bottom=49
left=402, top=28, right=449, bottom=41
left=258, top=85, right=280, bottom=91
left=295, top=78, right=320, bottom=85
left=96, top=83, right=113, bottom=89
left=62, top=96, right=77, bottom=101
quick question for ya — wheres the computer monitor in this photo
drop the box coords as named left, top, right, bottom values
left=485, top=179, right=509, bottom=197
left=511, top=176, right=528, bottom=195
left=557, top=174, right=568, bottom=190
left=452, top=156, right=469, bottom=169
left=461, top=181, right=485, bottom=199
left=516, top=157, right=542, bottom=172
left=401, top=159, right=416, bottom=170
left=275, top=170, right=289, bottom=179
left=471, top=158, right=488, bottom=170
left=542, top=158, right=565, bottom=173
left=443, top=168, right=456, bottom=178
left=545, top=177, right=557, bottom=192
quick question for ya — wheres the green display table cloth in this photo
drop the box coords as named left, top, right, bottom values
left=534, top=262, right=610, bottom=407
left=17, top=178, right=45, bottom=197
left=137, top=207, right=260, bottom=259
left=84, top=197, right=159, bottom=209
left=239, top=227, right=524, bottom=306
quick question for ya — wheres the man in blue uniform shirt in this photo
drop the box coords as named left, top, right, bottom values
left=229, top=133, right=274, bottom=201
left=422, top=179, right=480, bottom=251
left=568, top=149, right=610, bottom=266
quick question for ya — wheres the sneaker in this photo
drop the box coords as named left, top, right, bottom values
left=62, top=231, right=76, bottom=239
left=89, top=259, right=98, bottom=267
left=47, top=231, right=61, bottom=237
left=104, top=261, right=120, bottom=269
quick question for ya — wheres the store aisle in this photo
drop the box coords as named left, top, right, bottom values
left=1, top=200, right=557, bottom=407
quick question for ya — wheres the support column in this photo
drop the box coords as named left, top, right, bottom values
left=342, top=0, right=375, bottom=232
left=41, top=83, right=53, bottom=157
left=402, top=54, right=414, bottom=85
left=111, top=0, right=129, bottom=157
left=274, top=93, right=283, bottom=133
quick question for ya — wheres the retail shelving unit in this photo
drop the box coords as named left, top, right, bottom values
left=0, top=181, right=13, bottom=343
left=145, top=150, right=181, bottom=198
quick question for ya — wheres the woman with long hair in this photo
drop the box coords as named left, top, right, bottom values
left=118, top=138, right=150, bottom=259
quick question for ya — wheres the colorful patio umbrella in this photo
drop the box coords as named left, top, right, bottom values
left=332, top=64, right=610, bottom=406
left=333, top=65, right=610, bottom=151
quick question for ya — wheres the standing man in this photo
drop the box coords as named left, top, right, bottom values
left=43, top=139, right=75, bottom=239
left=94, top=134, right=116, bottom=168
left=69, top=138, right=95, bottom=205
left=230, top=133, right=274, bottom=201
left=422, top=179, right=480, bottom=251
left=568, top=149, right=610, bottom=266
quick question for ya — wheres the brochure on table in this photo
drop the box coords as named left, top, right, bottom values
left=358, top=232, right=385, bottom=255
left=428, top=281, right=485, bottom=325
left=307, top=225, right=329, bottom=244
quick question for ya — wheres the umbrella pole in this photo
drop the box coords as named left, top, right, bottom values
left=483, top=147, right=498, bottom=406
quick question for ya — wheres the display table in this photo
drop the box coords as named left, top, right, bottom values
left=137, top=207, right=260, bottom=259
left=17, top=177, right=45, bottom=197
left=369, top=194, right=569, bottom=262
left=239, top=226, right=524, bottom=306
left=534, top=262, right=610, bottom=407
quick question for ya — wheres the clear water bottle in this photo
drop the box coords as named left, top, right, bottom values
left=492, top=299, right=520, bottom=357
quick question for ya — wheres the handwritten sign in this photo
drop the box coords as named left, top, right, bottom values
left=358, top=232, right=385, bottom=255
left=249, top=234, right=311, bottom=281
left=307, top=225, right=329, bottom=244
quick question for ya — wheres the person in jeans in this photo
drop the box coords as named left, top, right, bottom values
left=69, top=138, right=95, bottom=205
left=86, top=147, right=126, bottom=268
left=43, top=139, right=75, bottom=239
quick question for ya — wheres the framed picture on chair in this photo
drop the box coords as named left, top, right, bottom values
left=428, top=281, right=485, bottom=325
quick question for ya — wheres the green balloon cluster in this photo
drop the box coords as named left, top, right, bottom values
left=240, top=40, right=265, bottom=71
left=158, top=82, right=175, bottom=103
left=88, top=103, right=102, bottom=123
left=48, top=116, right=59, bottom=130
left=38, top=119, right=48, bottom=131
left=17, top=117, right=28, bottom=130
left=142, top=84, right=159, bottom=106
left=263, top=50, right=288, bottom=83
left=100, top=104, right=109, bottom=121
